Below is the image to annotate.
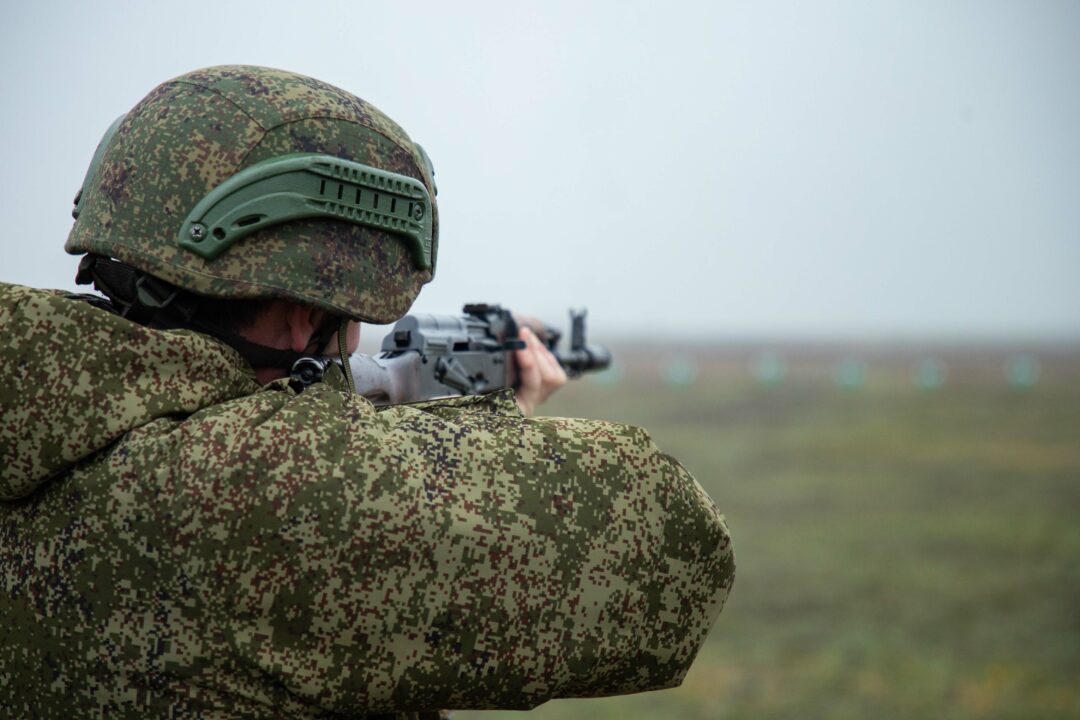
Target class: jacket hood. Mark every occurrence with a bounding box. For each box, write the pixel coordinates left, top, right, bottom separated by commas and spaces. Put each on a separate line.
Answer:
0, 283, 260, 500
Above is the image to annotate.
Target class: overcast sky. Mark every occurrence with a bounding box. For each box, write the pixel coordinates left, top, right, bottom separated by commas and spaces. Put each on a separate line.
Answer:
2, 0, 1077, 341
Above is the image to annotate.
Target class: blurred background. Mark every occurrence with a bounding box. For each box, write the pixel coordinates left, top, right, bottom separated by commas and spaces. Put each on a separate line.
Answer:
3, 1, 1078, 717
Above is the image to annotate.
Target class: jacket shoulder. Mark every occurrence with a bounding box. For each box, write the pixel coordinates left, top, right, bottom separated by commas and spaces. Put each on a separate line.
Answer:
152, 384, 734, 711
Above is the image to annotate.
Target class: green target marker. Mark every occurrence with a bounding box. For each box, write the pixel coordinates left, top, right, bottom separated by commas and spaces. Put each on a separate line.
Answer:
914, 357, 947, 390
1006, 354, 1040, 389
753, 352, 787, 386
833, 357, 866, 390
661, 356, 698, 388
590, 365, 624, 387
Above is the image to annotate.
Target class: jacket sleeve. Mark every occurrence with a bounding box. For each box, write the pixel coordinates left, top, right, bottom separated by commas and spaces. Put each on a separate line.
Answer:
169, 385, 734, 714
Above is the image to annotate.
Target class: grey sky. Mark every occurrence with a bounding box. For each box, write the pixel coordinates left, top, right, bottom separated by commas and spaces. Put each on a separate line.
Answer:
2, 0, 1077, 340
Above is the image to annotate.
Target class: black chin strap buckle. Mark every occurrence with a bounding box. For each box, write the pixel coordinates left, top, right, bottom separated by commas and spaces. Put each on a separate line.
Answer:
290, 356, 333, 391
134, 275, 179, 312
76, 254, 195, 324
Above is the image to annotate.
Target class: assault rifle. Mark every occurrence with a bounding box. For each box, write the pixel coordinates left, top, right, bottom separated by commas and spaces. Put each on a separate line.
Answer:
347, 304, 611, 405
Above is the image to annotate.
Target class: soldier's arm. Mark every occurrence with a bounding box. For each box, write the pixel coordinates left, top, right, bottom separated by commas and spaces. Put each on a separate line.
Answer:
181, 384, 734, 714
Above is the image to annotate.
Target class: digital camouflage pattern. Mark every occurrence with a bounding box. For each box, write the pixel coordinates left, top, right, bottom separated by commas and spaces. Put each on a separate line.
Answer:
65, 66, 438, 324
0, 282, 735, 718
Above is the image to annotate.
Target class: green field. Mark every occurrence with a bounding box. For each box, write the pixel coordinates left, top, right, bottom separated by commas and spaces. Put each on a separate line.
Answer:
458, 346, 1080, 720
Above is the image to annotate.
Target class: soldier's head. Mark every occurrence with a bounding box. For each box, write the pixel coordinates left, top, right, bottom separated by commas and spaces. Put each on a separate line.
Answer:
67, 65, 438, 379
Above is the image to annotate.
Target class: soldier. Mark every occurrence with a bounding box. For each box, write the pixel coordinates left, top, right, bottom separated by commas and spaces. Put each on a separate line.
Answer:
0, 66, 734, 718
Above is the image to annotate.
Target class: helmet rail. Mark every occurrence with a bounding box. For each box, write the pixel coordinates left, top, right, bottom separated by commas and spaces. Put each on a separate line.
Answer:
178, 154, 434, 271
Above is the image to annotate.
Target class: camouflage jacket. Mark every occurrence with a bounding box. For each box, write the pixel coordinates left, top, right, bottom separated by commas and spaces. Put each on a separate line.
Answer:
0, 282, 734, 718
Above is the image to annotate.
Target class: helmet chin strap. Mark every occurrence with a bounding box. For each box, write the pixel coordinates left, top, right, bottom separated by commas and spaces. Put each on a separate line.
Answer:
337, 317, 356, 395
299, 313, 357, 377
288, 315, 356, 393
77, 254, 356, 392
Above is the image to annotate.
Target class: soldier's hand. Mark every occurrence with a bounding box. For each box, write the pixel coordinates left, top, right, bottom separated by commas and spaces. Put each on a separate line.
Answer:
514, 326, 567, 416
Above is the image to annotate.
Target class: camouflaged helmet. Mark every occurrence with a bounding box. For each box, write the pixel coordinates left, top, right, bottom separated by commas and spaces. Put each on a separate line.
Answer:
66, 65, 438, 324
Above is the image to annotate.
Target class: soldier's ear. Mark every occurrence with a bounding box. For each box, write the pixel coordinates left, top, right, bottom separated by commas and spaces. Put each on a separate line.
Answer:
286, 305, 325, 354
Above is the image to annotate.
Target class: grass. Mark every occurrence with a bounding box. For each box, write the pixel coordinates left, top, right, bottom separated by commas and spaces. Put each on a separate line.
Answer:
456, 348, 1080, 720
